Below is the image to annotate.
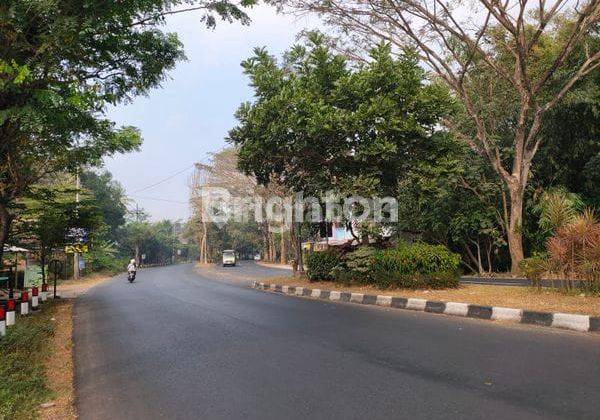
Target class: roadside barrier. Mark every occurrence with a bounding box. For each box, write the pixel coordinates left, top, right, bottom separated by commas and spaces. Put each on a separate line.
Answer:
31, 287, 39, 310
0, 306, 5, 337
20, 291, 29, 315
41, 283, 48, 302
6, 299, 15, 326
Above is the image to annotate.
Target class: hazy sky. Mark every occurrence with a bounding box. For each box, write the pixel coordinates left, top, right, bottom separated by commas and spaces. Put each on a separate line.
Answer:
104, 6, 316, 221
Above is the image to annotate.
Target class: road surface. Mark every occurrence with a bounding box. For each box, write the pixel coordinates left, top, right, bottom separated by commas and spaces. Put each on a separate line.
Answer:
74, 262, 600, 420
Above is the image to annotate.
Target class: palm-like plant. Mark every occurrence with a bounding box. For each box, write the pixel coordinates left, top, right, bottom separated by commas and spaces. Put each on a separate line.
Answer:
546, 209, 600, 291
534, 188, 584, 234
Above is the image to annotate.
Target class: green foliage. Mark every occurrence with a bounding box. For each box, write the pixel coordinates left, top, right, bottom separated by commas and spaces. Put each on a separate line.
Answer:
80, 170, 128, 242
331, 246, 379, 285
376, 243, 460, 275
14, 179, 104, 279
534, 188, 584, 231
119, 217, 188, 265
306, 249, 340, 281
0, 0, 256, 257
379, 270, 460, 290
371, 243, 460, 289
84, 227, 125, 274
519, 255, 548, 289
230, 33, 453, 202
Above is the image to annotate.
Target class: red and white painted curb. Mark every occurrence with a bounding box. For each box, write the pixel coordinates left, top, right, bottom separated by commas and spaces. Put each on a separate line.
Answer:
41, 283, 48, 302
6, 299, 15, 326
31, 286, 39, 310
20, 290, 29, 316
0, 285, 54, 339
0, 306, 5, 337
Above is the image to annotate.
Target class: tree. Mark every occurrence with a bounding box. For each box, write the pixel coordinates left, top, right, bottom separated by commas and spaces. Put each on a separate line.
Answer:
394, 136, 509, 274
274, 0, 600, 272
80, 170, 129, 242
120, 211, 154, 265
189, 147, 290, 264
14, 179, 102, 281
0, 0, 256, 262
229, 34, 453, 261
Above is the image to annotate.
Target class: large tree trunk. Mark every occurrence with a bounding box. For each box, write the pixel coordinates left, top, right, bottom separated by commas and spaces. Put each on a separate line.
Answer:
268, 231, 276, 261
507, 183, 525, 273
280, 224, 287, 264
197, 221, 208, 263
289, 221, 304, 273
0, 203, 13, 265
261, 221, 270, 262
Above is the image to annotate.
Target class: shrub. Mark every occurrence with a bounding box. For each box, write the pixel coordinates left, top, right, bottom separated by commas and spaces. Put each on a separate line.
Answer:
305, 249, 341, 281
519, 256, 548, 290
546, 209, 600, 292
387, 271, 460, 289
331, 246, 378, 285
372, 243, 460, 289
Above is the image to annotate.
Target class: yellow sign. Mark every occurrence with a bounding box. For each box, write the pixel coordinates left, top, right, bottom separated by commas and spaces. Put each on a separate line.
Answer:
65, 244, 88, 254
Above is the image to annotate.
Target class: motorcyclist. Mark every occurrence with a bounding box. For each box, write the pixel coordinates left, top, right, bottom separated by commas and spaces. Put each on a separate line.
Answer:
127, 259, 137, 280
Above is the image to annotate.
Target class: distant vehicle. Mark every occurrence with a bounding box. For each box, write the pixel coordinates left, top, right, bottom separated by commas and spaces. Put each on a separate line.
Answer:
254, 254, 261, 261
222, 250, 236, 267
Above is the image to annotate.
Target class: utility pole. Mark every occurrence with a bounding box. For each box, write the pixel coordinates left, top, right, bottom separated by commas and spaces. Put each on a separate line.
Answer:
73, 171, 80, 280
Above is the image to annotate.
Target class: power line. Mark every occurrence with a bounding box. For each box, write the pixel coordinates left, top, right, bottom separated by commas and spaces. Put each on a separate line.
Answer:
132, 195, 188, 205
131, 164, 195, 194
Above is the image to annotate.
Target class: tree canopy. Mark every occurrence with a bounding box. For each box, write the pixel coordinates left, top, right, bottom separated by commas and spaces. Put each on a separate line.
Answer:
229, 33, 454, 201
0, 0, 256, 260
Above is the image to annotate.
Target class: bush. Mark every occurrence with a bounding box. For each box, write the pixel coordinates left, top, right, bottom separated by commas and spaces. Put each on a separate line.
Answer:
331, 246, 378, 285
546, 209, 600, 292
519, 255, 548, 290
372, 243, 460, 289
384, 271, 460, 289
305, 249, 341, 281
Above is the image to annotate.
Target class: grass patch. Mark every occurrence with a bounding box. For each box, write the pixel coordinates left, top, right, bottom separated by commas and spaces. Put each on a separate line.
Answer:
264, 275, 600, 316
0, 304, 58, 420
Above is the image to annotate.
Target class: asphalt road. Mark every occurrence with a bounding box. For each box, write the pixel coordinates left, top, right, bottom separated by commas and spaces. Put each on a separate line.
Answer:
74, 262, 600, 420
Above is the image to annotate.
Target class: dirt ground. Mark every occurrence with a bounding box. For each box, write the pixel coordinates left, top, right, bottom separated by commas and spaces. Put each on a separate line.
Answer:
38, 273, 113, 419
262, 276, 600, 316
39, 301, 76, 420
53, 272, 115, 298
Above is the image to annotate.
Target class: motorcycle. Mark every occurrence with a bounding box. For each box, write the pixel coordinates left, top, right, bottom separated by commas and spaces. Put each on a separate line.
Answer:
127, 271, 136, 283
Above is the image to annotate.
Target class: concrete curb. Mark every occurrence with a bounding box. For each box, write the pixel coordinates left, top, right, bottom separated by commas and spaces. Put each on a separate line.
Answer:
251, 281, 600, 334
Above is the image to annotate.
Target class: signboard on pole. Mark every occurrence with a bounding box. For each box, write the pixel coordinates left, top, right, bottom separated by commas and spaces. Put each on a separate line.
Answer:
65, 244, 88, 254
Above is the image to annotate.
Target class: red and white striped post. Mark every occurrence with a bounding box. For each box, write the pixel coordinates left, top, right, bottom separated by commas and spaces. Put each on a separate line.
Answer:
20, 291, 29, 316
31, 286, 40, 311
31, 287, 39, 310
6, 299, 15, 326
41, 283, 48, 302
0, 306, 5, 337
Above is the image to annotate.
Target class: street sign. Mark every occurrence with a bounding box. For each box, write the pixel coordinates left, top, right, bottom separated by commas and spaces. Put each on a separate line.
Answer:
65, 244, 89, 254
66, 227, 89, 244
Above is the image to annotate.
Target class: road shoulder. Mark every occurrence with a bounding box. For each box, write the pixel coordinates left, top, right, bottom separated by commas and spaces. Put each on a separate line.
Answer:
39, 273, 114, 419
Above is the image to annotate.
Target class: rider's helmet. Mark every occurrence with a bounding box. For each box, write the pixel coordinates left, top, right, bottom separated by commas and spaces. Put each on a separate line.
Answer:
130, 259, 135, 264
